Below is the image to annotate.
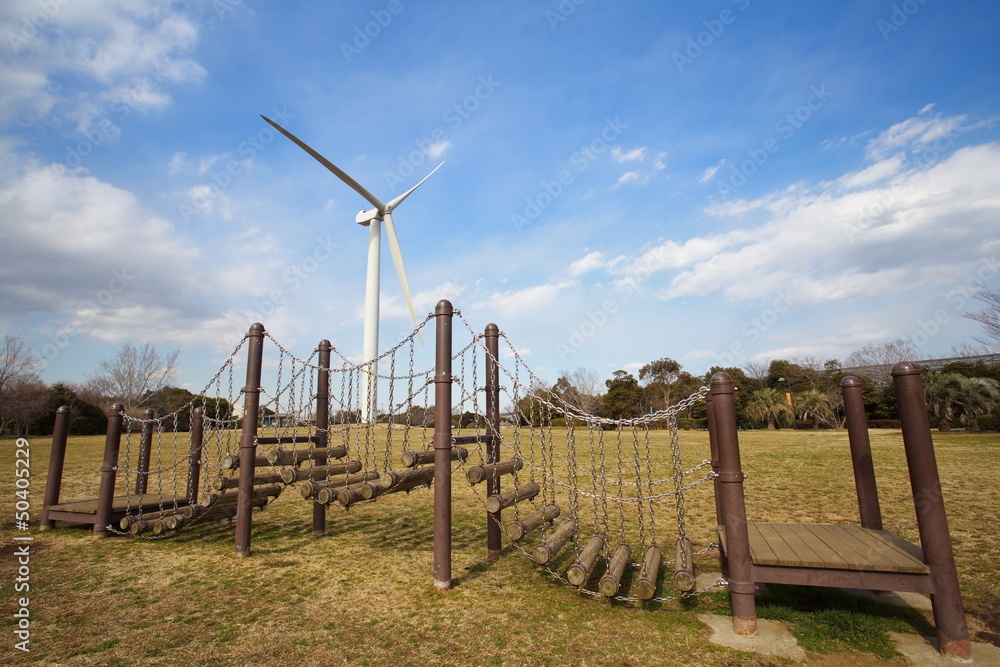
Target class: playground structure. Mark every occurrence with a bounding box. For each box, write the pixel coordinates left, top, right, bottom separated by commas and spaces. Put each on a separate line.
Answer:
39, 300, 971, 660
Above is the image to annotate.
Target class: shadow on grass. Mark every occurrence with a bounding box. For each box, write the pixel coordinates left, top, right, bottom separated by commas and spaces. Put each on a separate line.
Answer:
753, 584, 936, 659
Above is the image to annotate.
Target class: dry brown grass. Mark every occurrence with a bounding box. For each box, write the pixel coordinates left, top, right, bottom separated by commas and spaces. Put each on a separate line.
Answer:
1, 425, 997, 666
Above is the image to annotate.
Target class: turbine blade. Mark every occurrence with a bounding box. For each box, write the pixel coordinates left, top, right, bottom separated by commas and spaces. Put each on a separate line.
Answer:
261, 115, 385, 211
385, 161, 444, 211
382, 211, 424, 344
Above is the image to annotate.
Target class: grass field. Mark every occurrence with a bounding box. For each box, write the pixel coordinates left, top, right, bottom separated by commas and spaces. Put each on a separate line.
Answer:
1, 426, 997, 666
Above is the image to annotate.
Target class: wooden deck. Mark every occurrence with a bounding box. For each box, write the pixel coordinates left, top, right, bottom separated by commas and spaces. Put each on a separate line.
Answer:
44, 495, 190, 526
720, 522, 929, 572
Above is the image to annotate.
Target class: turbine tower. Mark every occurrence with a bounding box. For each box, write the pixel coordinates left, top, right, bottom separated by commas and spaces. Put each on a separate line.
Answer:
262, 115, 442, 423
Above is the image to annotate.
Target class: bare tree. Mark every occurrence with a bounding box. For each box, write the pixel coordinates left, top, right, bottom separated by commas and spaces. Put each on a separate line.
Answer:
964, 286, 1000, 351
0, 334, 40, 391
742, 360, 770, 390
844, 338, 918, 385
553, 368, 603, 415
86, 342, 179, 414
0, 377, 48, 435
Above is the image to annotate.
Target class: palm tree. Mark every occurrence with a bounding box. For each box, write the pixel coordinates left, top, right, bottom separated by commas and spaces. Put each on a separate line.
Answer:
745, 388, 794, 429
923, 371, 964, 432
796, 389, 834, 429
953, 376, 1000, 431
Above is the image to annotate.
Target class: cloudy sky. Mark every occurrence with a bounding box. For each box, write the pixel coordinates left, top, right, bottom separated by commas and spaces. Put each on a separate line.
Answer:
1, 0, 999, 395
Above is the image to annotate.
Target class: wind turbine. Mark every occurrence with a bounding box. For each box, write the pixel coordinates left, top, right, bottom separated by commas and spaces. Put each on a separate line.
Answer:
262, 115, 443, 423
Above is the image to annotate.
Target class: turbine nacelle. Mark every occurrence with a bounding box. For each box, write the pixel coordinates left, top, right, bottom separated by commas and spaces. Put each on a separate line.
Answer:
355, 208, 382, 226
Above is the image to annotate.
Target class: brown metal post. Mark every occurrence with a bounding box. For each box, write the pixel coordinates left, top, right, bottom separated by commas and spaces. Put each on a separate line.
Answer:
94, 403, 124, 538
705, 393, 727, 576
41, 406, 72, 529
187, 407, 204, 503
433, 300, 454, 590
710, 372, 757, 636
235, 323, 265, 558
840, 376, 883, 530
135, 408, 155, 495
313, 340, 332, 538
484, 323, 502, 558
891, 362, 971, 660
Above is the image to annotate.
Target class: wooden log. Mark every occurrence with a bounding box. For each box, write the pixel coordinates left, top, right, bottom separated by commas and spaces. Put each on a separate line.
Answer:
200, 483, 282, 508
466, 458, 522, 485
633, 544, 663, 601
178, 505, 205, 520
599, 543, 632, 597
484, 481, 539, 514
128, 517, 172, 536
255, 435, 320, 445
119, 506, 186, 530
567, 535, 605, 587
211, 472, 284, 491
164, 513, 185, 531
380, 465, 435, 490
201, 497, 267, 522
151, 519, 168, 536
333, 482, 378, 507
401, 446, 468, 468
506, 504, 560, 542
316, 482, 370, 506
129, 520, 148, 536
532, 519, 577, 565
452, 434, 497, 446
280, 461, 361, 484
266, 446, 347, 467
221, 454, 270, 470
300, 470, 380, 499
672, 537, 696, 593
360, 481, 387, 500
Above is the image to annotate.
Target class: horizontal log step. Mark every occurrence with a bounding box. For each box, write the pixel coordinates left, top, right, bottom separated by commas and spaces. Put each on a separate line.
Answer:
381, 466, 435, 490
466, 458, 522, 485
507, 504, 560, 542
401, 447, 468, 468
211, 472, 284, 492
220, 455, 271, 470
531, 519, 577, 565
485, 481, 539, 514
281, 461, 361, 485
266, 446, 347, 467
452, 434, 497, 446
256, 435, 321, 445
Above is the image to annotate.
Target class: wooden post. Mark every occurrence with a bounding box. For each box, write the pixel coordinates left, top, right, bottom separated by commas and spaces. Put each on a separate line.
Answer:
135, 408, 155, 496
892, 362, 971, 661
711, 372, 757, 636
187, 407, 204, 503
41, 406, 71, 529
313, 340, 331, 538
484, 323, 502, 558
235, 323, 265, 558
94, 404, 124, 538
432, 300, 453, 591
840, 376, 883, 530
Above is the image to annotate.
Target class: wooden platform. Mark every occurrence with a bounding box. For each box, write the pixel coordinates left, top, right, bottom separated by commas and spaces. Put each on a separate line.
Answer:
44, 495, 190, 526
719, 522, 935, 594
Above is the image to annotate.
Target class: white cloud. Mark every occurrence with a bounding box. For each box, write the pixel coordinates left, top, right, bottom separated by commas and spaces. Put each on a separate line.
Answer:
865, 108, 968, 160
0, 1, 207, 129
653, 151, 668, 170
833, 154, 904, 190
698, 163, 721, 183
655, 143, 1000, 303
483, 280, 576, 316
568, 251, 605, 276
614, 171, 642, 187
611, 146, 646, 163
426, 140, 452, 159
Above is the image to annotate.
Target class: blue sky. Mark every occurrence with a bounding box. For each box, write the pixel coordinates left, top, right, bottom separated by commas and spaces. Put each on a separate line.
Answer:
2, 0, 999, 397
